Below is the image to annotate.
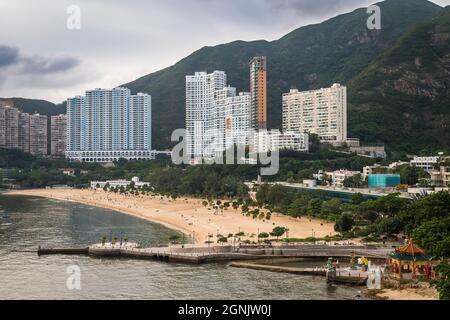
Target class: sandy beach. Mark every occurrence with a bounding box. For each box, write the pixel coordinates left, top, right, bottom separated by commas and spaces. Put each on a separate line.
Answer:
5, 189, 336, 243
375, 288, 439, 300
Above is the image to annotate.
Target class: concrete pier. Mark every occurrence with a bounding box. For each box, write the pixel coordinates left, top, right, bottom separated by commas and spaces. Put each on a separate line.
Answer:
37, 246, 89, 256
37, 243, 390, 265
230, 261, 369, 286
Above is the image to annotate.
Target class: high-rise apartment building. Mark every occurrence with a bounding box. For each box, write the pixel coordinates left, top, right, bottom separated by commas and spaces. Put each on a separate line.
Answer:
282, 84, 347, 143
186, 71, 227, 158
250, 56, 267, 130
66, 96, 83, 154
223, 92, 251, 151
18, 112, 30, 153
66, 87, 153, 162
51, 114, 67, 156
29, 114, 48, 156
185, 71, 251, 159
0, 105, 48, 156
4, 106, 19, 149
0, 106, 6, 148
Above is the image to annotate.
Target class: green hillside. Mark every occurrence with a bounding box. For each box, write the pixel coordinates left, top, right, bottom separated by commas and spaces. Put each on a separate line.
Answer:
348, 6, 450, 156
0, 97, 65, 116
124, 0, 442, 150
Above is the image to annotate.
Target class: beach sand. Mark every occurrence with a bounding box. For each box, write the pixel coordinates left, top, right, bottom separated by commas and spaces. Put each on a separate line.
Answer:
375, 288, 439, 300
6, 189, 336, 243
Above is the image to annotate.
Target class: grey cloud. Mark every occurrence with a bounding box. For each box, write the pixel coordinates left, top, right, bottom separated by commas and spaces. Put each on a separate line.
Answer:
264, 0, 372, 15
18, 55, 80, 75
0, 44, 79, 74
0, 44, 84, 98
0, 45, 19, 68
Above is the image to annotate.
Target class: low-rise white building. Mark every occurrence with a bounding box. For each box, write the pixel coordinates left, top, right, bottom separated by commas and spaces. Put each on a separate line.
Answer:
349, 146, 387, 159
410, 156, 439, 173
388, 161, 409, 169
91, 177, 150, 190
303, 180, 317, 188
325, 169, 362, 187
252, 130, 309, 153
363, 165, 386, 178
430, 166, 450, 187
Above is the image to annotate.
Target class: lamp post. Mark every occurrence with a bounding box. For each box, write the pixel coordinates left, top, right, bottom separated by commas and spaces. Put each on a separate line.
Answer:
182, 233, 185, 248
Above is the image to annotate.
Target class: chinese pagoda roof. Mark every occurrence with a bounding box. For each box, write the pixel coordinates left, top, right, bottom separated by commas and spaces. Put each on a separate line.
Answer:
396, 240, 426, 255
388, 253, 435, 262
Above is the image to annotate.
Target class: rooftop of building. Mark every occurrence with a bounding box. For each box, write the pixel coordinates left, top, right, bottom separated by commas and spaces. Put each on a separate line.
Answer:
284, 84, 345, 95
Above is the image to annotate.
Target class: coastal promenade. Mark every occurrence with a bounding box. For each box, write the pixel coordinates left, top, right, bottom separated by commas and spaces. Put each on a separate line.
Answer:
275, 182, 413, 200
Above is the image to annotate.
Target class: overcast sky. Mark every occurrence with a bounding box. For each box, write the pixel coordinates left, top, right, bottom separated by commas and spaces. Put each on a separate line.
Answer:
0, 0, 448, 103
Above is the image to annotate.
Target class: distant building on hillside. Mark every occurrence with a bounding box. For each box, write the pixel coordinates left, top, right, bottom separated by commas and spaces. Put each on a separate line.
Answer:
51, 114, 67, 156
430, 166, 450, 187
410, 156, 439, 173
0, 105, 47, 156
349, 146, 387, 159
368, 174, 401, 188
0, 168, 16, 180
325, 169, 361, 187
363, 164, 386, 178
29, 114, 48, 156
282, 84, 347, 144
252, 130, 309, 153
0, 105, 19, 150
66, 88, 153, 162
185, 71, 252, 159
18, 112, 31, 153
90, 177, 150, 190
249, 56, 268, 130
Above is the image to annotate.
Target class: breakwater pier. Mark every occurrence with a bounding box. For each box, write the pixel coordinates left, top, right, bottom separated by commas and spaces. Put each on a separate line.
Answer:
230, 261, 369, 286
38, 243, 390, 264
38, 243, 390, 286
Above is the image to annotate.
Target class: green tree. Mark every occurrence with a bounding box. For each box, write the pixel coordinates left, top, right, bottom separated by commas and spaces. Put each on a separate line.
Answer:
433, 261, 450, 300
217, 236, 228, 244
287, 195, 310, 217
335, 214, 355, 233
343, 174, 366, 188
259, 232, 270, 239
321, 199, 342, 218
396, 164, 428, 186
411, 217, 450, 257
270, 227, 288, 240
351, 193, 365, 205
308, 198, 322, 216
169, 235, 181, 242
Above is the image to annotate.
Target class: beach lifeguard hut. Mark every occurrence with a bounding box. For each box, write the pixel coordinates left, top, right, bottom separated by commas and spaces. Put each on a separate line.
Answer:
387, 240, 439, 280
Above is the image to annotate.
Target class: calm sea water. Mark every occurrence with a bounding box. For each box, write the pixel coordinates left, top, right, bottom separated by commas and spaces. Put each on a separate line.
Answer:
0, 195, 361, 300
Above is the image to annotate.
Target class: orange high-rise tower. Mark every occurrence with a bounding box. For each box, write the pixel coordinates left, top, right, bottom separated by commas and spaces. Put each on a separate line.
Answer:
250, 56, 267, 130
